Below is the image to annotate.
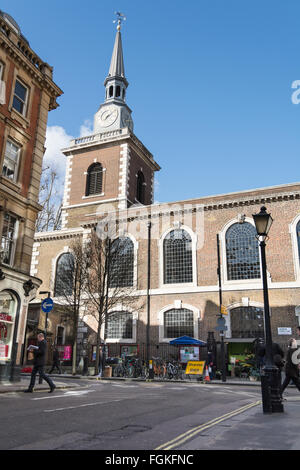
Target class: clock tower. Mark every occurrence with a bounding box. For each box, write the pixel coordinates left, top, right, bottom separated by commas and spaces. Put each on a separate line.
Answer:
60, 15, 160, 229
94, 18, 133, 133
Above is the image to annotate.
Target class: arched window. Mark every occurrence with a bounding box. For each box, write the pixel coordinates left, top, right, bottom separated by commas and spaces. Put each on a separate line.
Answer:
109, 86, 113, 97
164, 308, 194, 338
109, 237, 134, 288
297, 220, 300, 264
107, 311, 133, 339
230, 306, 264, 339
136, 171, 145, 204
54, 253, 74, 297
116, 85, 121, 97
225, 222, 260, 281
86, 163, 103, 196
163, 229, 193, 284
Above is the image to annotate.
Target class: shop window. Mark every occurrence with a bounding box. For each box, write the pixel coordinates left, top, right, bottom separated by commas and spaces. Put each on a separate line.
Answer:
1, 213, 17, 266
164, 308, 194, 338
12, 79, 28, 116
107, 311, 133, 339
2, 140, 20, 182
109, 237, 134, 288
225, 222, 261, 281
54, 253, 74, 297
230, 306, 264, 338
56, 326, 64, 345
0, 290, 18, 361
163, 229, 193, 284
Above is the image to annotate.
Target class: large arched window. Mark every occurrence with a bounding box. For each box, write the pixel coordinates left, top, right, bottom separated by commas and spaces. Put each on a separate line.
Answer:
109, 237, 134, 288
297, 220, 300, 264
164, 308, 194, 338
230, 306, 264, 339
86, 163, 103, 196
163, 229, 193, 284
136, 171, 145, 204
225, 222, 260, 281
107, 311, 133, 339
54, 253, 74, 297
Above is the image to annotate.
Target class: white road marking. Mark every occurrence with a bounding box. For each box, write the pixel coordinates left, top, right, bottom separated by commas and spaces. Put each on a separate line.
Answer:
44, 398, 123, 413
32, 390, 95, 400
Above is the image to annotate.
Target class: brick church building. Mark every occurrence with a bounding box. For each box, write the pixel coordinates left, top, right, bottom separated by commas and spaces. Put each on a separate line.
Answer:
28, 19, 300, 371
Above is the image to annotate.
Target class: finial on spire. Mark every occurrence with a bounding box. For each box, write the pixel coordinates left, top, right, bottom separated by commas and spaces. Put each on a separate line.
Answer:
113, 11, 126, 31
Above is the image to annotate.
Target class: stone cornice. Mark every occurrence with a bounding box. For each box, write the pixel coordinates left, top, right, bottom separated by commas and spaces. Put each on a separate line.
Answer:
62, 128, 160, 172
80, 185, 300, 228
0, 26, 63, 109
34, 227, 84, 242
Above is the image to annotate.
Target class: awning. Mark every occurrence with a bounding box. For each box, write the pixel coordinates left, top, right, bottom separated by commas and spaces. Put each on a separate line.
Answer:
169, 336, 206, 346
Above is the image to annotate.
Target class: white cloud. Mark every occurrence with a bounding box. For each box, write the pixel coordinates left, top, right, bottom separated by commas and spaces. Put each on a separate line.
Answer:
44, 125, 74, 179
80, 119, 93, 137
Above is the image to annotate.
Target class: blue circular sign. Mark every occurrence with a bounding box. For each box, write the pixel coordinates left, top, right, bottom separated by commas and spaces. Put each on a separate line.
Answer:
41, 298, 54, 313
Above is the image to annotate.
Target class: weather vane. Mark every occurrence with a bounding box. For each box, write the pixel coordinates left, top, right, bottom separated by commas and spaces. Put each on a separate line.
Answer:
113, 11, 126, 31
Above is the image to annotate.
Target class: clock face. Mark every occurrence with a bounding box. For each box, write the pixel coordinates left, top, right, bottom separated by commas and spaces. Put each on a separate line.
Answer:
99, 107, 119, 127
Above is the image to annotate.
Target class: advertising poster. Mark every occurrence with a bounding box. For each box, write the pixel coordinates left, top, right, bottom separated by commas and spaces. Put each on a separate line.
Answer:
180, 346, 200, 363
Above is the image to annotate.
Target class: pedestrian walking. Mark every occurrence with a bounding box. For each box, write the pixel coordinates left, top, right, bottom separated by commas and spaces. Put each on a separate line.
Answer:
49, 346, 62, 374
281, 338, 300, 397
24, 333, 56, 393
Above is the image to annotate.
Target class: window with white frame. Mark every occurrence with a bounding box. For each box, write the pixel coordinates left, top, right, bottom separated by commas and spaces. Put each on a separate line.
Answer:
1, 213, 17, 266
225, 222, 260, 281
2, 140, 20, 181
12, 79, 28, 116
109, 237, 134, 288
163, 229, 193, 284
54, 253, 74, 297
107, 311, 133, 339
164, 308, 194, 338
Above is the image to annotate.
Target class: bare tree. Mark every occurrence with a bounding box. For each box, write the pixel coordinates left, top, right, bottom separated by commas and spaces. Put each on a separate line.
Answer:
84, 228, 142, 375
55, 236, 89, 375
36, 165, 62, 232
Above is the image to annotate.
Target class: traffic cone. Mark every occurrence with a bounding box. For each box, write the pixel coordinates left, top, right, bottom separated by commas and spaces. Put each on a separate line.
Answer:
204, 366, 210, 382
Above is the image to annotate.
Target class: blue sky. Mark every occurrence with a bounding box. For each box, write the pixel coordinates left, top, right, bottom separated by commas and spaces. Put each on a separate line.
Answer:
2, 1, 300, 203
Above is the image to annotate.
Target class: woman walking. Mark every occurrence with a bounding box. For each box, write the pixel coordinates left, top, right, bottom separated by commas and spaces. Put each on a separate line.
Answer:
281, 338, 300, 397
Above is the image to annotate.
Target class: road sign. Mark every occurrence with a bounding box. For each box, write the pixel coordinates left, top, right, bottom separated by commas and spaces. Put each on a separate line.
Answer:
215, 325, 228, 331
185, 361, 205, 375
215, 316, 228, 332
221, 305, 228, 315
41, 297, 54, 313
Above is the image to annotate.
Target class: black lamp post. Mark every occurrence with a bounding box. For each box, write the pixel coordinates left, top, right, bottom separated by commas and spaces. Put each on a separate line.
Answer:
252, 206, 283, 413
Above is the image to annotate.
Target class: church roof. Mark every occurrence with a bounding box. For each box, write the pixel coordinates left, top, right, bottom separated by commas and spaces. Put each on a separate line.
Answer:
108, 30, 125, 79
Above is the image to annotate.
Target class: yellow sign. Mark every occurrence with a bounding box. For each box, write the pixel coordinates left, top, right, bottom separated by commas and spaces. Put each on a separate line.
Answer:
221, 305, 228, 315
185, 361, 205, 375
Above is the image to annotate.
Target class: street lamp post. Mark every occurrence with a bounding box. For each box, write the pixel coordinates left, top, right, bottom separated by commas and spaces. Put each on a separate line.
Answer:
252, 206, 283, 413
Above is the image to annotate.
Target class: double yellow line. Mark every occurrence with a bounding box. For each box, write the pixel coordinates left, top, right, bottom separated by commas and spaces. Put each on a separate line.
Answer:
155, 401, 261, 450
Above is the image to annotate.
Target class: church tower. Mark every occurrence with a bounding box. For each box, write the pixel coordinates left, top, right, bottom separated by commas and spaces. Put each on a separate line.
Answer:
60, 15, 160, 229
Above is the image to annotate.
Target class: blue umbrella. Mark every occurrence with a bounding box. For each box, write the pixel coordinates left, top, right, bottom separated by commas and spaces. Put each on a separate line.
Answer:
169, 335, 206, 346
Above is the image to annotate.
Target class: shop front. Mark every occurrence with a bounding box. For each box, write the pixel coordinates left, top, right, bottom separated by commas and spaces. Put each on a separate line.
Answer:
0, 290, 19, 381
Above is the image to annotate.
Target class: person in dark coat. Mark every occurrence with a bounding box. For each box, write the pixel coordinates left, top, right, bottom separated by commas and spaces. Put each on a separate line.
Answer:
258, 341, 284, 368
24, 333, 56, 393
49, 346, 62, 374
281, 338, 300, 397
